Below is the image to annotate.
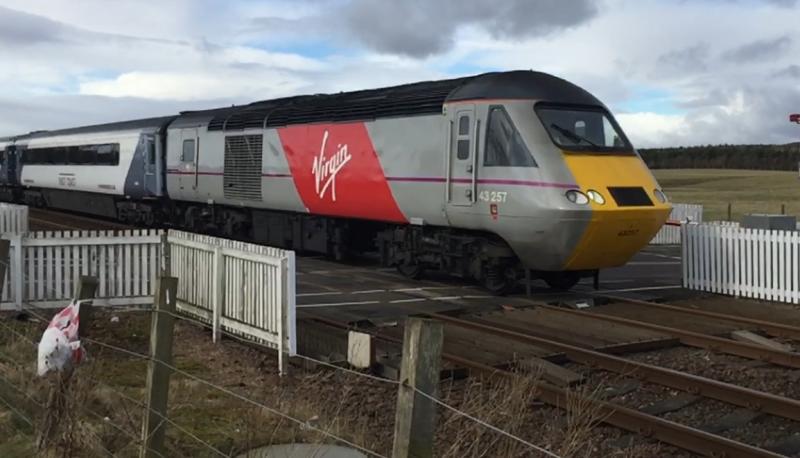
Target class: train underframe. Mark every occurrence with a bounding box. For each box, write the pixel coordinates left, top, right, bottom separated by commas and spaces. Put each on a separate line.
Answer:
0, 186, 589, 294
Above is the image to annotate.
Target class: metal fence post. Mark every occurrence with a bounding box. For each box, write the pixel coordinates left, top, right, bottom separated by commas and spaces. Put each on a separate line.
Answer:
13, 234, 22, 311
160, 231, 171, 277
286, 251, 296, 356
212, 246, 223, 343
0, 239, 9, 301
277, 257, 287, 376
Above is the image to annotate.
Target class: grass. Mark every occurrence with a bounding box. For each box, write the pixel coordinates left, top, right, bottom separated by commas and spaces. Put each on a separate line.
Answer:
0, 310, 394, 457
653, 169, 800, 221
0, 309, 661, 457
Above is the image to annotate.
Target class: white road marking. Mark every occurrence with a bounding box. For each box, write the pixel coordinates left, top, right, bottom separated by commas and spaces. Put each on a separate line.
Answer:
297, 300, 380, 308
297, 291, 344, 297
641, 252, 682, 261
297, 285, 465, 298
393, 286, 457, 292
599, 285, 684, 293
389, 298, 427, 304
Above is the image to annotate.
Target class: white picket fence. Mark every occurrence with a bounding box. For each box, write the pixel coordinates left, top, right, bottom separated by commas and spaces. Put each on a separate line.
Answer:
683, 223, 800, 304
650, 203, 703, 245
167, 230, 296, 368
1, 230, 162, 310
0, 228, 297, 366
0, 203, 28, 235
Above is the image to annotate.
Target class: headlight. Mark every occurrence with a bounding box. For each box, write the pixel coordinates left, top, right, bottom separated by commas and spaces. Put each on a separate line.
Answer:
565, 190, 589, 205
586, 189, 605, 205
654, 189, 668, 203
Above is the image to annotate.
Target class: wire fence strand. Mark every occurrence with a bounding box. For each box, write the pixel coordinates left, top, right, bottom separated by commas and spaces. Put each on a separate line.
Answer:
152, 308, 561, 457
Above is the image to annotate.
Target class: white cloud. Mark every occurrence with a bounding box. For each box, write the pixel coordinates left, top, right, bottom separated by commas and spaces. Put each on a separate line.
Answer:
616, 112, 690, 148
0, 0, 798, 148
79, 70, 304, 101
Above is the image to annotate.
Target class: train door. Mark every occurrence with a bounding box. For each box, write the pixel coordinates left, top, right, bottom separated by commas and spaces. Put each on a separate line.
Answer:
178, 128, 199, 193
447, 104, 478, 207
5, 146, 18, 186
143, 134, 161, 196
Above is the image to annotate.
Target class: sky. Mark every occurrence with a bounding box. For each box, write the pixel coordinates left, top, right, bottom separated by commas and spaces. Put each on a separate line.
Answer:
0, 0, 798, 147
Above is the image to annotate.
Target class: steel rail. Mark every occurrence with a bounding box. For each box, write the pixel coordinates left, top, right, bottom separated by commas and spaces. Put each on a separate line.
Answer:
443, 354, 783, 458
599, 294, 800, 340
305, 315, 783, 457
531, 304, 800, 369
424, 312, 800, 422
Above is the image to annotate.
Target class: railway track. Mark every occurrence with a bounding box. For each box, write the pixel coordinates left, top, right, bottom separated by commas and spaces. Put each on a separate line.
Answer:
306, 311, 793, 457
28, 207, 134, 231
290, 262, 800, 456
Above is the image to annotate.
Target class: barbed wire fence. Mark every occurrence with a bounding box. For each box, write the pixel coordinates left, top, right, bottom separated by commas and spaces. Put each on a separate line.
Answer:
0, 245, 565, 458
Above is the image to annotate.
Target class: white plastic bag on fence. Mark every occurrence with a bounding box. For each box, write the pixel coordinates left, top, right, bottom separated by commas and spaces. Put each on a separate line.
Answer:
37, 300, 87, 376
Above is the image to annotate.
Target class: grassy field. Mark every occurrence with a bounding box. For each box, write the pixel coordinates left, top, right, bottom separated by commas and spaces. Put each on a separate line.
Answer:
653, 169, 800, 221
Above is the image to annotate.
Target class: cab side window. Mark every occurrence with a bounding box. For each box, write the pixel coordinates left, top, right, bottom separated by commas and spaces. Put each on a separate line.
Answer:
484, 106, 537, 167
456, 115, 471, 160
181, 139, 195, 162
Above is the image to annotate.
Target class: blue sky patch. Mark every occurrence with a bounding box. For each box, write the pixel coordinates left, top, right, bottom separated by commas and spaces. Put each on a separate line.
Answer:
618, 86, 682, 115
251, 40, 342, 59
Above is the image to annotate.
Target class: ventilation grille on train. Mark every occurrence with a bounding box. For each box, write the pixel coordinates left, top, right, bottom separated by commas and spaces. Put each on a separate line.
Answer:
607, 187, 653, 207
224, 135, 263, 201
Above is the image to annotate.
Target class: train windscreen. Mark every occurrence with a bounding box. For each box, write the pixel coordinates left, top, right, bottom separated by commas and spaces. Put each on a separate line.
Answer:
535, 104, 634, 154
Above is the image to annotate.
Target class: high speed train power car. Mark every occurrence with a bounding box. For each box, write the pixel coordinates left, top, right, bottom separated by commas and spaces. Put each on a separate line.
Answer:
0, 71, 671, 292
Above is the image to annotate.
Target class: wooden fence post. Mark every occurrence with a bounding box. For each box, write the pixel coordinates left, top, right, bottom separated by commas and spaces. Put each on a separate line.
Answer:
140, 276, 178, 458
392, 318, 444, 458
75, 276, 99, 338
0, 238, 9, 300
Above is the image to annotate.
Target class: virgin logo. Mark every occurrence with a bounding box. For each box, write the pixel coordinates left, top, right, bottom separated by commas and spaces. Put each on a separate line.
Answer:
312, 130, 352, 202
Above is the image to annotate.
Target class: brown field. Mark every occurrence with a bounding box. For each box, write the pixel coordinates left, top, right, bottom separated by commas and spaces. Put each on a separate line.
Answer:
653, 169, 800, 221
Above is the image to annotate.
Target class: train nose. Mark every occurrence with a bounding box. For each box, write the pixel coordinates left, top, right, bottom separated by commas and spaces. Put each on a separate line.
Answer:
562, 206, 670, 270
559, 153, 672, 270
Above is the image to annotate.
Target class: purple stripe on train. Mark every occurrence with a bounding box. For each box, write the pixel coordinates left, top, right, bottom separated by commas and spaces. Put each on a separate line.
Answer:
386, 176, 576, 189
165, 170, 575, 189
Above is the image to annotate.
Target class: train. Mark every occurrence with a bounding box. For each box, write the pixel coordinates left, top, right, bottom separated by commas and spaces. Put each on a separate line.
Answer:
0, 71, 671, 293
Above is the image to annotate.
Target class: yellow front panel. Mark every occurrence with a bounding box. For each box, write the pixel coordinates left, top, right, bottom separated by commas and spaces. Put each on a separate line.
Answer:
562, 153, 671, 270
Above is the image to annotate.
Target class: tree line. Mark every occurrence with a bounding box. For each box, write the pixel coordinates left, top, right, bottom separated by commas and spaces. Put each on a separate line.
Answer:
639, 143, 800, 170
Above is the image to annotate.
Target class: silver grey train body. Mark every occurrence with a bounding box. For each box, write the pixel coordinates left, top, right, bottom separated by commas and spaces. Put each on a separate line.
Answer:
0, 71, 671, 292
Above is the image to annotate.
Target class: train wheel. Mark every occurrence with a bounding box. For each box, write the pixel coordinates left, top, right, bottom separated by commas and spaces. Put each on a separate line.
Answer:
397, 256, 424, 279
543, 272, 580, 291
483, 265, 518, 295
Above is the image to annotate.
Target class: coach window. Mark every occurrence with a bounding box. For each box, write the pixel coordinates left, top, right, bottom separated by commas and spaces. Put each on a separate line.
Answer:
456, 114, 471, 160
484, 106, 536, 167
73, 146, 95, 165
96, 144, 119, 166
181, 139, 195, 163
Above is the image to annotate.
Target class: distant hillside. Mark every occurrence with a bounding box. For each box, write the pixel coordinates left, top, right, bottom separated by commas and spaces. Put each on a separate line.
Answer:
639, 143, 800, 170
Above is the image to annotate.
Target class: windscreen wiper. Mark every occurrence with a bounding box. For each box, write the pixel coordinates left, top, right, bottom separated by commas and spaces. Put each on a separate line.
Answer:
550, 123, 599, 147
